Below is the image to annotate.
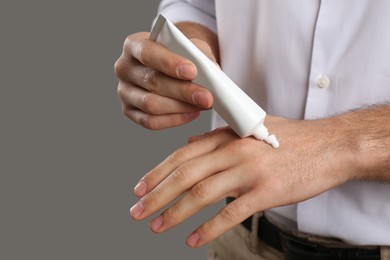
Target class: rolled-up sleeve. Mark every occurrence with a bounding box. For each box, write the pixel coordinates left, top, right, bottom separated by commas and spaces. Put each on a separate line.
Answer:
157, 0, 217, 33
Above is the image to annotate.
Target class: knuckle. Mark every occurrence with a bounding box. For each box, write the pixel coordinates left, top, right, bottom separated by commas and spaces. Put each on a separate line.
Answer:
227, 138, 254, 155
114, 58, 127, 78
119, 100, 135, 120
198, 221, 216, 239
116, 83, 125, 98
141, 94, 158, 114
141, 115, 158, 130
138, 42, 151, 64
125, 109, 152, 128
124, 109, 138, 123
168, 147, 188, 165
227, 140, 246, 154
123, 32, 149, 59
159, 55, 177, 73
220, 205, 240, 223
121, 104, 128, 115
124, 34, 136, 52
147, 189, 157, 201
190, 181, 210, 200
144, 70, 160, 93
124, 35, 133, 46
143, 189, 157, 208
163, 207, 180, 223
171, 165, 190, 183
180, 81, 196, 102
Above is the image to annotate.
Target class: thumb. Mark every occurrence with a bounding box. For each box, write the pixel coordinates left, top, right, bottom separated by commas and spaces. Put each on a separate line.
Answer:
190, 38, 219, 65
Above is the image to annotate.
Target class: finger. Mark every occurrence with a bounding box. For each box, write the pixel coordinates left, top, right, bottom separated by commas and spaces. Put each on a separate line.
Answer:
130, 146, 237, 220
134, 130, 233, 198
187, 127, 231, 144
187, 132, 209, 144
123, 108, 200, 130
124, 33, 197, 80
119, 81, 201, 115
127, 64, 213, 109
186, 191, 261, 248
149, 168, 244, 233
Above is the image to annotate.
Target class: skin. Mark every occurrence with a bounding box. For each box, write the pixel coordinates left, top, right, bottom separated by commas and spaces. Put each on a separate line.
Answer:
115, 22, 390, 248
115, 23, 217, 130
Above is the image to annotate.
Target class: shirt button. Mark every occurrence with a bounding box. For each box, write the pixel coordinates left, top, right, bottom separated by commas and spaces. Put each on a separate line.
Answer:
316, 76, 330, 89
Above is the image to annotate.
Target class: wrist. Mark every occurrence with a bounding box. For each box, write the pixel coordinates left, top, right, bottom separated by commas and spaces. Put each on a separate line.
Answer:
334, 108, 390, 181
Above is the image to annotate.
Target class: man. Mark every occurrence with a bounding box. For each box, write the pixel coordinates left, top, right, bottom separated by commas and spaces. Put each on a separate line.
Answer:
115, 1, 390, 259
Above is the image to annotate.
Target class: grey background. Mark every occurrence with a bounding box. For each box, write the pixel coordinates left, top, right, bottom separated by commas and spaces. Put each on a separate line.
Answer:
1, 1, 221, 259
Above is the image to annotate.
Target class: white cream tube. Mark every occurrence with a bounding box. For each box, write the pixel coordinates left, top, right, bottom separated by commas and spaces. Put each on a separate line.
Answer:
150, 15, 279, 148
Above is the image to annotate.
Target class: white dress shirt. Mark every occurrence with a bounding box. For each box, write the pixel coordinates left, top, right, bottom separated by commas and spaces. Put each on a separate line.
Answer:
158, 0, 390, 245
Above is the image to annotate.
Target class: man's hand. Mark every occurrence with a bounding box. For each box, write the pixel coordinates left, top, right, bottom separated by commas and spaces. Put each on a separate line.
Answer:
129, 116, 362, 247
114, 28, 217, 129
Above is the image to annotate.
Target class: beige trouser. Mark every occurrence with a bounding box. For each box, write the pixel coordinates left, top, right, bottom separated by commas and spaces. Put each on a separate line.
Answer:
208, 213, 390, 260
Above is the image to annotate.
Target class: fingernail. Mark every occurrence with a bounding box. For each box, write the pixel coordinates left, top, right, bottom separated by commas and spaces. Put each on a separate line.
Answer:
150, 216, 163, 232
177, 63, 196, 79
130, 201, 144, 219
134, 180, 147, 197
186, 232, 200, 247
183, 111, 200, 120
192, 91, 210, 108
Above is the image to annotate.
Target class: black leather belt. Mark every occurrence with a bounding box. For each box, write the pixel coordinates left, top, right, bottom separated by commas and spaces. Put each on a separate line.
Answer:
227, 198, 381, 260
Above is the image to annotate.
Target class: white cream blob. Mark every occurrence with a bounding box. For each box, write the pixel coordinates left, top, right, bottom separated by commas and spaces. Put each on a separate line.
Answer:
264, 134, 280, 149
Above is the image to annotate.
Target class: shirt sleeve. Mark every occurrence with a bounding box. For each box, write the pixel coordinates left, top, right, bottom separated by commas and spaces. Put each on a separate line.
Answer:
157, 0, 217, 33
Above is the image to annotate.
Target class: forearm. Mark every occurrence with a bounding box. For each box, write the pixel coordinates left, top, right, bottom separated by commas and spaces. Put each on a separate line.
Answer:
176, 22, 220, 63
333, 104, 390, 181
